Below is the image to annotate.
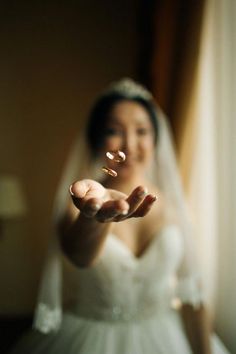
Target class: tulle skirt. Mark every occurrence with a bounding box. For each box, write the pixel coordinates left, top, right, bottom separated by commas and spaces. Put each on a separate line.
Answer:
10, 310, 230, 354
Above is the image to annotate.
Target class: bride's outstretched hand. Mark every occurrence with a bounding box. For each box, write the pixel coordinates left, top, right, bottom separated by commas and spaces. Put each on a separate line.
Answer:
69, 179, 157, 223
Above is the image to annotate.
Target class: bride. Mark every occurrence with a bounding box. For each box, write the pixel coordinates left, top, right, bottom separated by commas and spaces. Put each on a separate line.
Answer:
10, 78, 230, 354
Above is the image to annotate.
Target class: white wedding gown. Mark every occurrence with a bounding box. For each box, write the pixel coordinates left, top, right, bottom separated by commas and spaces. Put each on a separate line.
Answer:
11, 225, 230, 354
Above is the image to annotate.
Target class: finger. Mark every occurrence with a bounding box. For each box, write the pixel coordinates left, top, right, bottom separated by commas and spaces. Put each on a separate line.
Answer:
113, 186, 147, 222
70, 179, 105, 199
71, 193, 101, 212
71, 195, 86, 211
132, 194, 157, 217
125, 186, 148, 214
80, 198, 102, 217
70, 180, 90, 199
96, 199, 129, 222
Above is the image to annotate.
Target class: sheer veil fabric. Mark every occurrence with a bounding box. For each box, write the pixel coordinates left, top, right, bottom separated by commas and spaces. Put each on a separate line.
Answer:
33, 78, 204, 334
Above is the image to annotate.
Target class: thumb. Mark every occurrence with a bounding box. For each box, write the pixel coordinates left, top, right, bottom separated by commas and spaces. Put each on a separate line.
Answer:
69, 180, 90, 199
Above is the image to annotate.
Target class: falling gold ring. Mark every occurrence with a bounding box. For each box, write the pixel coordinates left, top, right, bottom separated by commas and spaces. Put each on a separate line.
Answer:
106, 150, 126, 163
102, 166, 118, 177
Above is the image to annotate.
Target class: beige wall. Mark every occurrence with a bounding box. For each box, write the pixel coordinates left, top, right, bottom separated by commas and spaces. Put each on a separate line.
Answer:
0, 1, 138, 314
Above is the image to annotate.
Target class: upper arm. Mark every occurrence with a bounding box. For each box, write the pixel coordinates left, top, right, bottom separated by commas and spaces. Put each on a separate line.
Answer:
175, 226, 205, 309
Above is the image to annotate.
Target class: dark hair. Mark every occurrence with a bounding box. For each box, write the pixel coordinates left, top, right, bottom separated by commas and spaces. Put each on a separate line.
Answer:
86, 93, 159, 157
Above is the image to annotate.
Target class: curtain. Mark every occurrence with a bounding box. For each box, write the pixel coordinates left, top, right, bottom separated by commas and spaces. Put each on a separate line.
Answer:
180, 0, 236, 351
138, 0, 205, 151
138, 0, 235, 351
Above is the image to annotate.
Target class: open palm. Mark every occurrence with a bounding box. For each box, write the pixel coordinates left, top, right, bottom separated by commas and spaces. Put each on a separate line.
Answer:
70, 179, 157, 223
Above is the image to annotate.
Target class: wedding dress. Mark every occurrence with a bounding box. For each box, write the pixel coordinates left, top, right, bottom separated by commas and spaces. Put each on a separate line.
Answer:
11, 225, 230, 354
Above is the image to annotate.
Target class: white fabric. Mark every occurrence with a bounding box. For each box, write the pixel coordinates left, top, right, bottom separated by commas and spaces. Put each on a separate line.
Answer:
11, 225, 229, 353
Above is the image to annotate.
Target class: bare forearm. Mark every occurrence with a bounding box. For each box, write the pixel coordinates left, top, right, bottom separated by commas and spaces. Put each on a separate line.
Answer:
58, 181, 155, 267
180, 304, 212, 354
59, 213, 111, 267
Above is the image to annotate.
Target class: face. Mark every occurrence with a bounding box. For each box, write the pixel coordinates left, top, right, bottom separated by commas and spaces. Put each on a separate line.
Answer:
100, 100, 156, 180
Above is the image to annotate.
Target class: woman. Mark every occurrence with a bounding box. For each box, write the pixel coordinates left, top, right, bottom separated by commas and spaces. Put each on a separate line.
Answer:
11, 79, 230, 354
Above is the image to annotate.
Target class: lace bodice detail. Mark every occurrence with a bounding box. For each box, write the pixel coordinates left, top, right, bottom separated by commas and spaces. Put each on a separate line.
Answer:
35, 225, 203, 332
65, 225, 192, 322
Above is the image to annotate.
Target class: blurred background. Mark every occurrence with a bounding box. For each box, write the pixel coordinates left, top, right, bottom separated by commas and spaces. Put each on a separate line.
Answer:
0, 0, 235, 353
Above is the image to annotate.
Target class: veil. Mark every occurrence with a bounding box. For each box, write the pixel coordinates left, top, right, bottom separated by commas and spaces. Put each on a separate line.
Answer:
33, 78, 204, 333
